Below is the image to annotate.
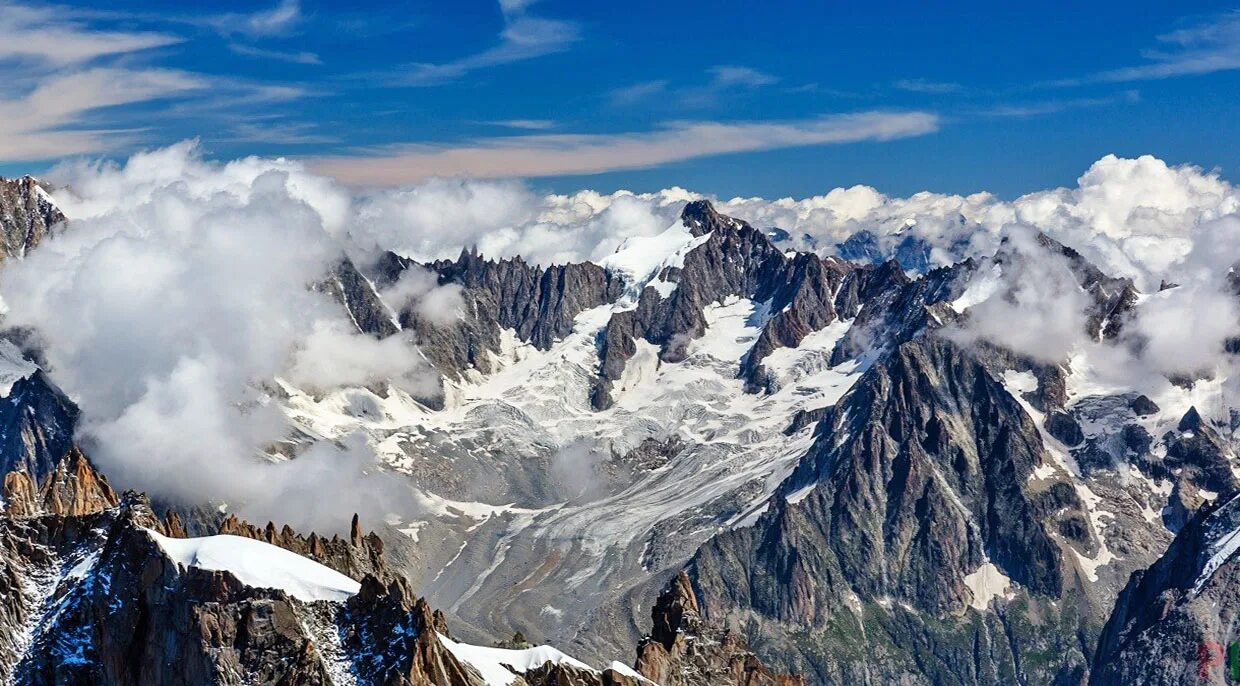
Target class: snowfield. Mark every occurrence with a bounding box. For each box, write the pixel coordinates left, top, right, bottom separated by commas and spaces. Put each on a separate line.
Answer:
146, 530, 361, 602
438, 634, 598, 686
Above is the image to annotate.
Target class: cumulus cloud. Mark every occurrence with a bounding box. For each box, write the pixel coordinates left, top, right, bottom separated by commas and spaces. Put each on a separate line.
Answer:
379, 268, 464, 326
354, 178, 681, 266
0, 143, 429, 532
948, 229, 1094, 363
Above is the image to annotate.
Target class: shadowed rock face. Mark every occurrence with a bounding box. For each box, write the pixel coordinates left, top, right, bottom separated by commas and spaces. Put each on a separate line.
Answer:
1093, 493, 1240, 686
320, 257, 402, 339
0, 177, 63, 263
0, 370, 79, 485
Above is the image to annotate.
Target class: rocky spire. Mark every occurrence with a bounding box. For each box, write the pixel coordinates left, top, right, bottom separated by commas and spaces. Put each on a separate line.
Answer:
1, 447, 117, 518
635, 570, 803, 686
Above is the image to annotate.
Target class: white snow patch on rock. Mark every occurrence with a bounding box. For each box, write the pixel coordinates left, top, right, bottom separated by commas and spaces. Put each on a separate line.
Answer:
0, 340, 38, 396
963, 562, 1011, 610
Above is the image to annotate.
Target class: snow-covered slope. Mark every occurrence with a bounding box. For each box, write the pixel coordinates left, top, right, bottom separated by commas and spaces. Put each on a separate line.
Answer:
146, 530, 362, 602
438, 634, 599, 686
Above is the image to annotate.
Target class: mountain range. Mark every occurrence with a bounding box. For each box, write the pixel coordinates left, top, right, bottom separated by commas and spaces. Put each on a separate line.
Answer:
0, 173, 1236, 685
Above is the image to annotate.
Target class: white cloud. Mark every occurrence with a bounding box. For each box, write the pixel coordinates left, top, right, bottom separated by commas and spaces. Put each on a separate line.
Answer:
0, 1, 181, 66
1053, 10, 1240, 85
608, 80, 669, 106
484, 119, 557, 130
0, 68, 207, 161
946, 228, 1094, 363
396, 1, 578, 86
228, 43, 321, 65
307, 111, 940, 186
378, 267, 464, 326
0, 143, 429, 531
708, 65, 777, 88
206, 0, 304, 38
893, 78, 963, 94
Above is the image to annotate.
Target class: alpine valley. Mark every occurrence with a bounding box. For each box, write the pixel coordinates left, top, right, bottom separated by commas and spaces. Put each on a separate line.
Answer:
0, 158, 1237, 686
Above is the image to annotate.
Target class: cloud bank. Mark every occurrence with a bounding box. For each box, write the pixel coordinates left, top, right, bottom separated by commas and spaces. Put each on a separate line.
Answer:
0, 143, 439, 532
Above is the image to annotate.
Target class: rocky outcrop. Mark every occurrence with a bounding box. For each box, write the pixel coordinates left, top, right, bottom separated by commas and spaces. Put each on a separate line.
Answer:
14, 513, 336, 685
0, 176, 63, 262
635, 571, 803, 686
1156, 407, 1239, 530
373, 247, 625, 406
827, 259, 966, 366
2, 447, 117, 518
319, 257, 401, 339
1093, 492, 1240, 685
218, 511, 387, 581
344, 574, 483, 686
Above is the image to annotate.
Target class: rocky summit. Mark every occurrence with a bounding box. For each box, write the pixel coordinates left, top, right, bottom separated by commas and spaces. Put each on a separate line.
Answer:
0, 176, 1237, 686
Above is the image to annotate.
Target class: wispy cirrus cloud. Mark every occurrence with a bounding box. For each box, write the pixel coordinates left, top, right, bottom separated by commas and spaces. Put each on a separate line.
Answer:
484, 119, 558, 130
307, 111, 938, 186
1051, 10, 1240, 86
610, 65, 778, 109
0, 1, 181, 66
707, 65, 778, 88
893, 78, 963, 94
202, 0, 304, 38
0, 67, 206, 160
0, 0, 314, 162
979, 90, 1140, 118
608, 79, 670, 106
228, 43, 320, 65
395, 0, 578, 86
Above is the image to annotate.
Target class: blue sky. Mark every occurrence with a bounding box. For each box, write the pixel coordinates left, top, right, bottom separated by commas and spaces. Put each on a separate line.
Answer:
0, 0, 1238, 198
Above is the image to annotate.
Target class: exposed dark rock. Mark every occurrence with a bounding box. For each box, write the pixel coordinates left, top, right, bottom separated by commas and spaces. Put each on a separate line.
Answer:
319, 257, 401, 339
634, 571, 803, 686
0, 370, 79, 484
1047, 411, 1086, 447
380, 248, 625, 401
1130, 394, 1160, 417
0, 177, 63, 262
